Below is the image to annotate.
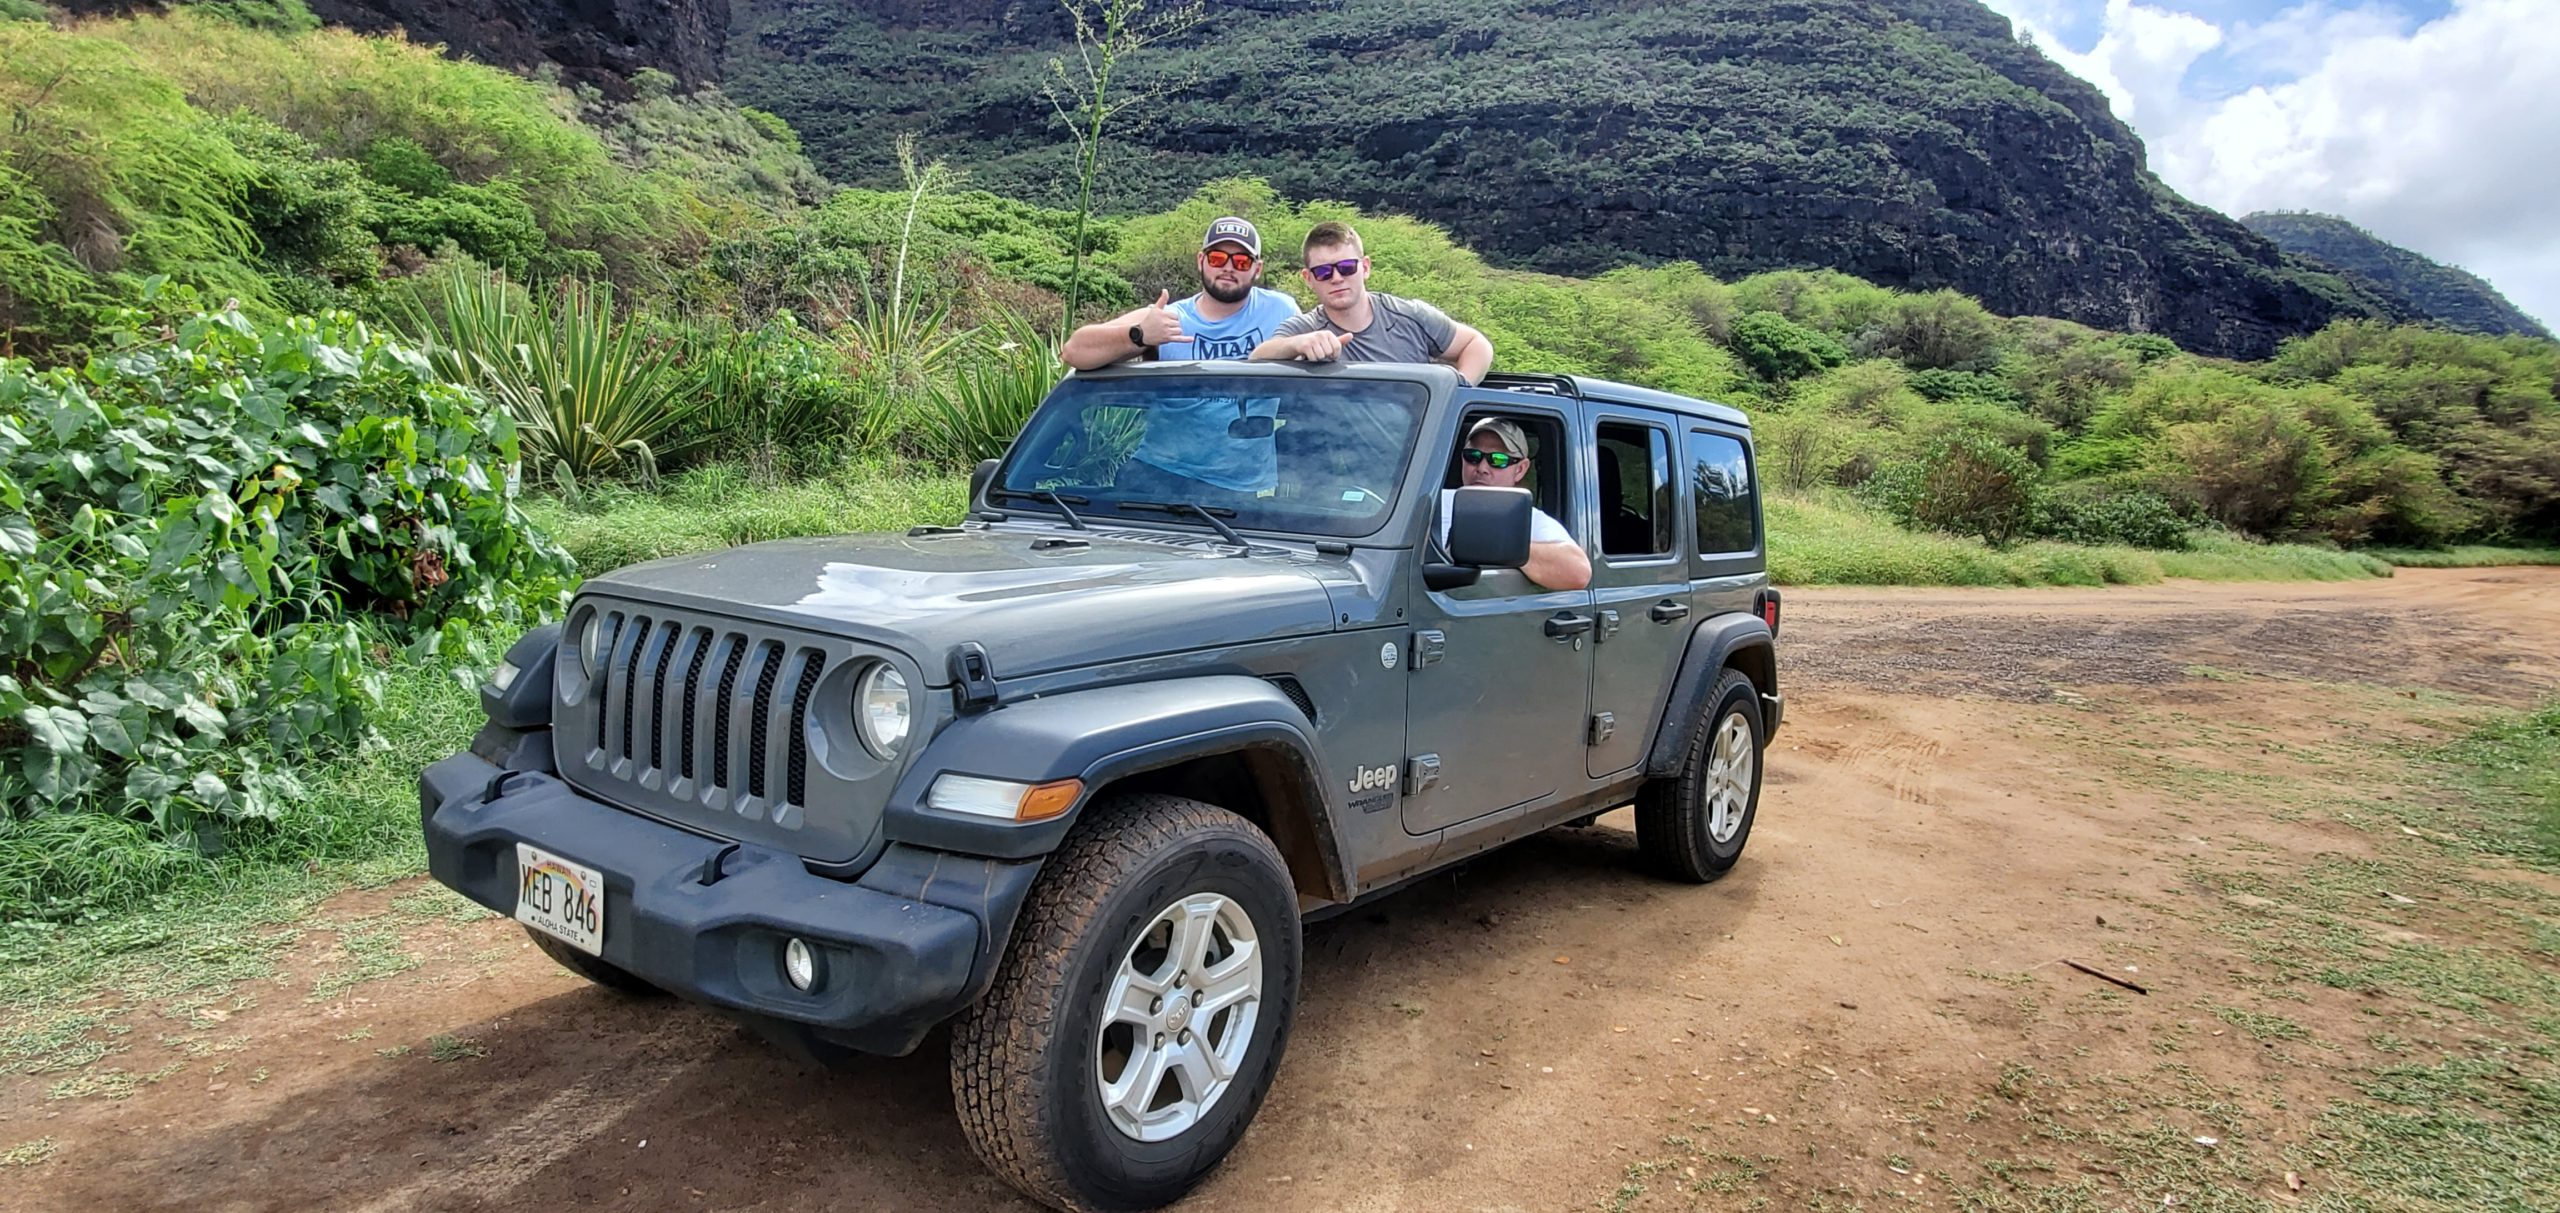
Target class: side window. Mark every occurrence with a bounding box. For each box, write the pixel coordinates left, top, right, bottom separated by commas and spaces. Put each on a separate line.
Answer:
1449, 411, 1570, 526
1687, 429, 1758, 555
1596, 422, 1674, 557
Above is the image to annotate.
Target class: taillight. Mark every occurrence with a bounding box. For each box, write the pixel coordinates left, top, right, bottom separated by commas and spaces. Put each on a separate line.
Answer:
1755, 589, 1781, 636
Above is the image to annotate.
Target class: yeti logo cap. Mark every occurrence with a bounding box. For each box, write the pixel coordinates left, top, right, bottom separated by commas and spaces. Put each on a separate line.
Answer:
1202, 217, 1262, 256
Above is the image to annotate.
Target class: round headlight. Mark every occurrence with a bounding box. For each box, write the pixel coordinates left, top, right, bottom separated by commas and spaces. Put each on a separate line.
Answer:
857, 663, 911, 757
575, 612, 605, 675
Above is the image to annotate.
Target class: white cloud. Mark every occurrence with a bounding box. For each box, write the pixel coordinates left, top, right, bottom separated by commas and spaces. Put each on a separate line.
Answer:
1984, 0, 2560, 331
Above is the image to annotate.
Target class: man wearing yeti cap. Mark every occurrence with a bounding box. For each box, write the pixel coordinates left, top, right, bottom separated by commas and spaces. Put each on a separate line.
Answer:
1061, 216, 1301, 368
1059, 217, 1304, 496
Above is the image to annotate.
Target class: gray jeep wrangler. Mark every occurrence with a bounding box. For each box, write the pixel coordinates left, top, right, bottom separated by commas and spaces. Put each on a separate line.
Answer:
419, 361, 1781, 1212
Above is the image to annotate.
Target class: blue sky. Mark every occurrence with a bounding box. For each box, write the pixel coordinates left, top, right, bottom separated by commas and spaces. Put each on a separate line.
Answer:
1977, 0, 2558, 331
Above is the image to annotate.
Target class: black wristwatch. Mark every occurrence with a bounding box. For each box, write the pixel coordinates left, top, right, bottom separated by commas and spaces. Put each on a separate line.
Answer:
1127, 323, 1147, 348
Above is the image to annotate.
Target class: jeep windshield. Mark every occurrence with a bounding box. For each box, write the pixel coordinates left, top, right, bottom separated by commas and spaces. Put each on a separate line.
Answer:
995, 373, 1428, 539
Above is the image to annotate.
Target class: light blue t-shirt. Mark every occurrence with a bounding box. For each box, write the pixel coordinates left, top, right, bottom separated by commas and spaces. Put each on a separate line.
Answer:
1131, 287, 1302, 491
1154, 287, 1301, 362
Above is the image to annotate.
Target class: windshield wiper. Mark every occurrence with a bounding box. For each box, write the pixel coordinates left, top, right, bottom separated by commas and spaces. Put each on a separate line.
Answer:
1118, 500, 1250, 548
986, 488, 1088, 530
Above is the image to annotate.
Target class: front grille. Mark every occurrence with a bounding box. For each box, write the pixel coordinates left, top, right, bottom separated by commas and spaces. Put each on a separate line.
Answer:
786, 657, 824, 807
710, 639, 746, 791
581, 610, 835, 820
746, 641, 783, 800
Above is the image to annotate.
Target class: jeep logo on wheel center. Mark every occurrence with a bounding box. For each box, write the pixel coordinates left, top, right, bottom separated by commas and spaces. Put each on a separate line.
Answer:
419, 362, 1780, 1213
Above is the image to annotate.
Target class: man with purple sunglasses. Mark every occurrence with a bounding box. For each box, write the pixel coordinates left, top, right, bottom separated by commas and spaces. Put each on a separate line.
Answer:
1251, 221, 1494, 384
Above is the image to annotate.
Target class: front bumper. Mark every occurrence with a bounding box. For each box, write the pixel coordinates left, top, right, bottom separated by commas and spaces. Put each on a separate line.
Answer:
420, 751, 1037, 1056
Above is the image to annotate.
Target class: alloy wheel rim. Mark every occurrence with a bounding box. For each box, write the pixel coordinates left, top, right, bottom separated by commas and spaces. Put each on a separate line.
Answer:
1704, 711, 1755, 845
1094, 891, 1264, 1142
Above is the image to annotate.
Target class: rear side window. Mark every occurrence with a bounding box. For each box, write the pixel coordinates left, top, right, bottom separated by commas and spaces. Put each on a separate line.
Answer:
1596, 422, 1675, 557
1686, 429, 1758, 555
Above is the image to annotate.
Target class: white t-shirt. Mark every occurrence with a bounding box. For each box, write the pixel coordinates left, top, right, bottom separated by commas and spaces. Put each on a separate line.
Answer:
1438, 488, 1572, 549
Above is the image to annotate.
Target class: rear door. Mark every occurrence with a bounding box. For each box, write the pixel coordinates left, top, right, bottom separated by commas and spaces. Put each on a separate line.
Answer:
1585, 407, 1690, 777
1685, 424, 1764, 623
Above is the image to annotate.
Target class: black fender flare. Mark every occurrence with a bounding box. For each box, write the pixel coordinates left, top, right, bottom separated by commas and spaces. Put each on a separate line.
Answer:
480, 623, 562, 730
880, 675, 1349, 895
1643, 613, 1778, 779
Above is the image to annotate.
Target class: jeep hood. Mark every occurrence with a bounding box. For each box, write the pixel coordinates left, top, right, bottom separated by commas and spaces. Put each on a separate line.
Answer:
583, 530, 1341, 680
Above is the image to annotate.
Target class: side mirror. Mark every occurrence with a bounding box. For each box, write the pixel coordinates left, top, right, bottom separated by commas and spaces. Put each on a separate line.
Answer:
969, 458, 1001, 508
1446, 486, 1533, 568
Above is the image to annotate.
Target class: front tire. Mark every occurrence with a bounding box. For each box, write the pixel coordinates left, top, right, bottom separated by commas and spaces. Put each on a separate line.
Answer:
1635, 668, 1766, 883
951, 793, 1302, 1212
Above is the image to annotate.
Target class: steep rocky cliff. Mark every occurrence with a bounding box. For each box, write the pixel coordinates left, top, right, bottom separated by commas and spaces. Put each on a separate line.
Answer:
721, 0, 2401, 359
2244, 212, 2550, 340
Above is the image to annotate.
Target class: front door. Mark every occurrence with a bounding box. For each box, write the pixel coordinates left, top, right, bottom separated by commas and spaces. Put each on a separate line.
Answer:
1400, 403, 1595, 835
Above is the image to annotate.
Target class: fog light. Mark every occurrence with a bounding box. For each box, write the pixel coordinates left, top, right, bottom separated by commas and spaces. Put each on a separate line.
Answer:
784, 937, 819, 991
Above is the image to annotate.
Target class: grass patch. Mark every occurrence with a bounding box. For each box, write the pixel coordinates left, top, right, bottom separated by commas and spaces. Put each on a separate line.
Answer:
526, 460, 970, 577
2312, 1055, 2560, 1213
426, 1033, 487, 1062
2433, 705, 2560, 867
0, 656, 480, 1075
1763, 491, 2390, 587
2366, 545, 2560, 568
1954, 702, 2560, 1210
0, 1137, 57, 1168
307, 924, 420, 1002
2212, 1004, 2311, 1041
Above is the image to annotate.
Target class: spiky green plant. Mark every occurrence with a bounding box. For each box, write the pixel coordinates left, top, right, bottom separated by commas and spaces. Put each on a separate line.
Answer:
407, 267, 694, 484
916, 310, 1067, 466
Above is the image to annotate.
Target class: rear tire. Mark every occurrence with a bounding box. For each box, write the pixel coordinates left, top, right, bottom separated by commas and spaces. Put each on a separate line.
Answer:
1635, 668, 1766, 883
524, 926, 662, 995
951, 793, 1302, 1212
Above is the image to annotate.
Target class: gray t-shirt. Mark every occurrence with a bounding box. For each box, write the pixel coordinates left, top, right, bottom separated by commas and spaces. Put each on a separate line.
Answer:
1272, 292, 1459, 365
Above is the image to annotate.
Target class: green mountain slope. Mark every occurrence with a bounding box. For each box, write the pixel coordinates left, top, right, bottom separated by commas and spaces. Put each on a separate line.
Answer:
720, 0, 2402, 359
2243, 211, 2551, 341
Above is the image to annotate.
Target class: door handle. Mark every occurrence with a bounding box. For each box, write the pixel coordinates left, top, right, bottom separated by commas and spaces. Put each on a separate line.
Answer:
1544, 612, 1596, 640
1648, 600, 1690, 624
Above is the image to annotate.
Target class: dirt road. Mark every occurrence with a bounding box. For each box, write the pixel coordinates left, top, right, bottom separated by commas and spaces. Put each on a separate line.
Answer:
7, 568, 2558, 1211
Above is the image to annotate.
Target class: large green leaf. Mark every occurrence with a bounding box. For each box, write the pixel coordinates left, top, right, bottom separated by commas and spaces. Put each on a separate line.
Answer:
23, 704, 89, 753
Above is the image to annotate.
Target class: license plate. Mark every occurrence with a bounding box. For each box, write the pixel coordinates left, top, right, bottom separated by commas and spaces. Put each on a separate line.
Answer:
514, 843, 606, 956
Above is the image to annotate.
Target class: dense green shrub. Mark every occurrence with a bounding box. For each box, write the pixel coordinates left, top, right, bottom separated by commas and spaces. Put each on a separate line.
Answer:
2160, 403, 2332, 536
0, 23, 274, 353
0, 301, 566, 907
376, 179, 549, 277
214, 114, 379, 288
1905, 398, 2056, 467
668, 313, 863, 477
1907, 368, 2021, 407
1731, 311, 1849, 384
1756, 410, 1888, 491
1731, 269, 1897, 337
2032, 483, 2191, 550
1867, 289, 2001, 370
1866, 433, 2040, 547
